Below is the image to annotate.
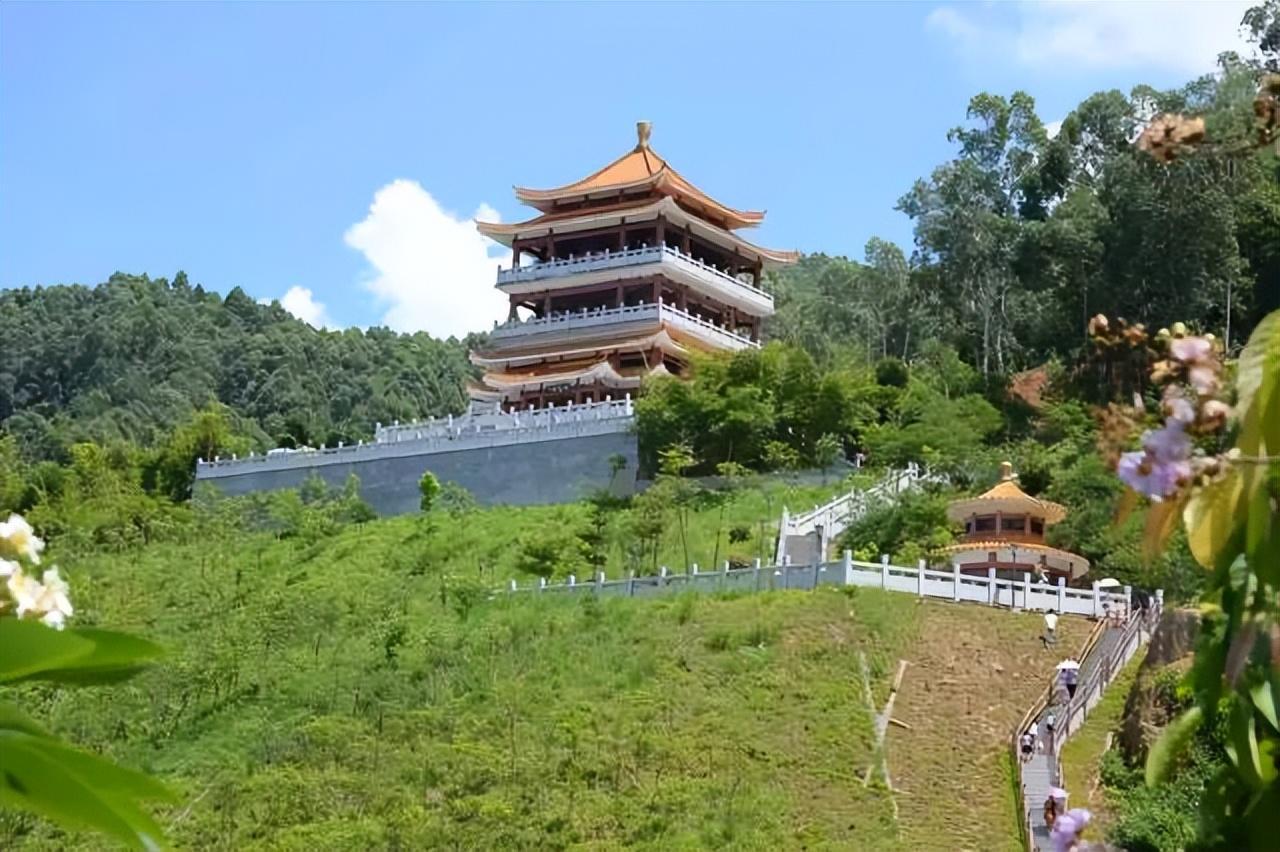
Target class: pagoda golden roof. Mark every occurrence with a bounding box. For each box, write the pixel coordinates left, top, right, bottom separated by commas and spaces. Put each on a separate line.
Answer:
511, 121, 767, 230
945, 462, 1068, 525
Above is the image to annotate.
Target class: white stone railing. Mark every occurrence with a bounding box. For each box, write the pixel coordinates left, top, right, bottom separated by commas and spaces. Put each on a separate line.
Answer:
495, 244, 774, 306
375, 396, 634, 444
196, 397, 636, 476
506, 551, 1146, 622
489, 300, 759, 350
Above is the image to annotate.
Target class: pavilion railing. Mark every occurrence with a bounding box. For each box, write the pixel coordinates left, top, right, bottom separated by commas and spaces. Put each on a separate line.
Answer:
495, 244, 774, 305
488, 300, 759, 350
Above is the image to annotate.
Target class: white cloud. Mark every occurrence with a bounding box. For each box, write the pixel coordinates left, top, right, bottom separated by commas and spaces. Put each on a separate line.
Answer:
927, 1, 1255, 75
259, 285, 333, 328
344, 179, 508, 339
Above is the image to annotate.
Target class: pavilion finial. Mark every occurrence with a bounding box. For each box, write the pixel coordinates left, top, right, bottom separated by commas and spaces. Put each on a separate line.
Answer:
636, 120, 652, 150
999, 461, 1017, 481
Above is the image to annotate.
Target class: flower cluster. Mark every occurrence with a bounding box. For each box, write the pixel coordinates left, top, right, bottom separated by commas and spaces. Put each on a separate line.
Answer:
1136, 113, 1207, 163
1254, 74, 1280, 150
1093, 317, 1229, 502
0, 513, 73, 629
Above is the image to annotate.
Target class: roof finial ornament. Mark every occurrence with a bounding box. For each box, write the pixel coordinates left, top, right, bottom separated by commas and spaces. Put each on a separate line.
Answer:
635, 120, 652, 151
999, 461, 1017, 482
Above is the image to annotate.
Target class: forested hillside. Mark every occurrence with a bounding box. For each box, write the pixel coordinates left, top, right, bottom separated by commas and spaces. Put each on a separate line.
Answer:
766, 62, 1280, 373
0, 272, 475, 458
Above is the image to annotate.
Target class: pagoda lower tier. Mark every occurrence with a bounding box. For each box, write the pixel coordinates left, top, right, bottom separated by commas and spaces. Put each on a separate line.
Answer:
470, 311, 730, 410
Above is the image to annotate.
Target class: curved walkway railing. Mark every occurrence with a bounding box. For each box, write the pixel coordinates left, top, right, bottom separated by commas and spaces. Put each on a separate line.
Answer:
1012, 602, 1161, 850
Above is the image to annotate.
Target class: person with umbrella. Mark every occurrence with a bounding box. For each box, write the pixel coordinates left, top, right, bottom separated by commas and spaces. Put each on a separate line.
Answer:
1057, 659, 1081, 700
1051, 807, 1091, 851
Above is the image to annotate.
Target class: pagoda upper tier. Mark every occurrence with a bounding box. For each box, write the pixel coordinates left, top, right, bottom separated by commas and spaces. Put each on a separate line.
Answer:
476, 122, 799, 272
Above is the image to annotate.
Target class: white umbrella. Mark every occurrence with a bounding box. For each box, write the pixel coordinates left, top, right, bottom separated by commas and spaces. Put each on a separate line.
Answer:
1049, 787, 1068, 800
1098, 578, 1122, 588
1056, 660, 1081, 670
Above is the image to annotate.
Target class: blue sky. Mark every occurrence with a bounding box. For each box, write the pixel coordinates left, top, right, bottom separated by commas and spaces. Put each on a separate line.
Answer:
0, 1, 1253, 337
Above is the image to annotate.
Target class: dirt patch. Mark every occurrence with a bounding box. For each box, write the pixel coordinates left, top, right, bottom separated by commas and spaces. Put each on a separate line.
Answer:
886, 599, 1090, 851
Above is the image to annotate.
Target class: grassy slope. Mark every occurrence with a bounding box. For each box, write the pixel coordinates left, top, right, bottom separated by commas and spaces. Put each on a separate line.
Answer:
5, 484, 1051, 850
1057, 653, 1144, 835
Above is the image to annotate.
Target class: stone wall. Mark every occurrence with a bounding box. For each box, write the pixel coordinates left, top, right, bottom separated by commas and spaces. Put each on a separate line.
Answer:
196, 430, 639, 515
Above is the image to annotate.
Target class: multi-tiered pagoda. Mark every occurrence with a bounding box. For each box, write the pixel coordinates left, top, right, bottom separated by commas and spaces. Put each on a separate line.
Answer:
471, 122, 797, 410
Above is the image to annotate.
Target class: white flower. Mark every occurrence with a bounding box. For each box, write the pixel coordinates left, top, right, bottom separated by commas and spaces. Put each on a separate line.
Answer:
40, 608, 67, 630
36, 567, 73, 627
0, 513, 44, 564
7, 568, 46, 618
0, 558, 19, 578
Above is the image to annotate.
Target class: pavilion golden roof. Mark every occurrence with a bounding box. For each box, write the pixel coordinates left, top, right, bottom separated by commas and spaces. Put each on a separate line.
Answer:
945, 462, 1068, 525
511, 121, 767, 230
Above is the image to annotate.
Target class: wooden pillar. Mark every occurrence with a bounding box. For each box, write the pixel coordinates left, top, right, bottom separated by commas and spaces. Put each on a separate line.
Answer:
541, 292, 551, 317
753, 259, 763, 287
651, 278, 661, 303
508, 294, 520, 321
546, 231, 556, 261
615, 283, 624, 308
677, 287, 688, 312
656, 216, 666, 248
727, 306, 737, 332
511, 239, 522, 269
681, 226, 691, 255
617, 226, 626, 252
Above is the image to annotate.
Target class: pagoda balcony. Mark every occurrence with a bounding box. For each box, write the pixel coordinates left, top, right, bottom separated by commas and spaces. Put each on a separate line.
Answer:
495, 245, 774, 316
488, 301, 760, 351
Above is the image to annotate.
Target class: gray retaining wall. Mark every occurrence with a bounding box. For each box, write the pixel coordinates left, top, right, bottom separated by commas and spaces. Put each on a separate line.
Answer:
196, 430, 639, 514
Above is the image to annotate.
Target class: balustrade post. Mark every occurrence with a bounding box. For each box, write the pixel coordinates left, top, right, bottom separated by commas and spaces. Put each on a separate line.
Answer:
539, 577, 547, 593
509, 579, 517, 592
843, 549, 853, 585
721, 559, 730, 591
953, 562, 962, 602
1058, 576, 1066, 612
1023, 572, 1032, 611
880, 554, 889, 590
596, 571, 605, 594
1092, 580, 1102, 618
659, 566, 668, 587
988, 566, 998, 605
627, 570, 635, 597
754, 557, 762, 591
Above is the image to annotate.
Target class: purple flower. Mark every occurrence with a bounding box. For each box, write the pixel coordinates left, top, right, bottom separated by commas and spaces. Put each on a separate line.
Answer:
1119, 421, 1194, 500
1162, 395, 1195, 425
1188, 364, 1219, 396
1171, 336, 1212, 364
1143, 423, 1191, 464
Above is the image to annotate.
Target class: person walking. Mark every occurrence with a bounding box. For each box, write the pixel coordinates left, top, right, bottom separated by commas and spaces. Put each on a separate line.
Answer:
1020, 730, 1035, 762
1042, 609, 1059, 648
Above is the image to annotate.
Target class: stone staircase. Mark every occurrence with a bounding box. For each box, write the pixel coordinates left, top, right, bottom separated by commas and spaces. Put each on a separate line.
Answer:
774, 463, 936, 565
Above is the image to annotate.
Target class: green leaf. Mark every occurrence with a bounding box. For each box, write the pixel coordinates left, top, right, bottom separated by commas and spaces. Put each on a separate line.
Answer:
1146, 705, 1203, 786
1227, 697, 1266, 789
0, 619, 94, 682
1236, 310, 1280, 454
1253, 679, 1280, 733
27, 628, 165, 684
0, 730, 169, 851
1184, 468, 1245, 570
0, 621, 163, 685
0, 702, 50, 737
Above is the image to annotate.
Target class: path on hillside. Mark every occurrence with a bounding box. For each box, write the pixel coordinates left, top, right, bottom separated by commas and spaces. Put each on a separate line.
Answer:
1025, 623, 1126, 851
